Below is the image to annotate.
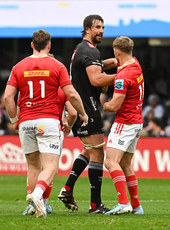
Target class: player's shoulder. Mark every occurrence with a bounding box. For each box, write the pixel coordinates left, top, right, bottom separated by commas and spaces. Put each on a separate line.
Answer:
12, 57, 31, 71
47, 56, 67, 70
78, 40, 98, 53
15, 56, 30, 66
46, 56, 63, 65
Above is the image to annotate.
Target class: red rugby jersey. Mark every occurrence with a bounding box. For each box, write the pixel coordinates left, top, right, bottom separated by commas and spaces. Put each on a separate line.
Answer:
114, 57, 144, 124
8, 56, 71, 124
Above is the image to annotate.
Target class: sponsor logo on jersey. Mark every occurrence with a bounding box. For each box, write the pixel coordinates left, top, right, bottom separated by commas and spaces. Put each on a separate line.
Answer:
115, 79, 124, 90
24, 70, 50, 77
90, 96, 97, 111
118, 139, 125, 145
92, 60, 102, 66
37, 125, 45, 136
137, 74, 143, 83
22, 127, 36, 134
49, 143, 59, 149
77, 129, 88, 135
26, 101, 32, 107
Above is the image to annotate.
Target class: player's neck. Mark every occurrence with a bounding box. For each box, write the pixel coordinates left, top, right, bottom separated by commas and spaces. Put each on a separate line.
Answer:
119, 55, 133, 66
83, 37, 97, 48
30, 50, 49, 58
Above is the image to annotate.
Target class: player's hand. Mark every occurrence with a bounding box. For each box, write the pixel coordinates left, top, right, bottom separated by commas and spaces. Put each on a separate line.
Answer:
63, 123, 72, 136
79, 113, 88, 127
13, 121, 19, 132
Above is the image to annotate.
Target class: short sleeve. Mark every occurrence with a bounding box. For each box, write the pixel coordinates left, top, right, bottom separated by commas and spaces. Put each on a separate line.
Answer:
82, 48, 102, 69
114, 77, 129, 95
7, 67, 18, 88
59, 65, 72, 88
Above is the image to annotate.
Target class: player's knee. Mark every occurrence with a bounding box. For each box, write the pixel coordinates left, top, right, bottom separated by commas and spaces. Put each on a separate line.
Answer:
104, 158, 112, 170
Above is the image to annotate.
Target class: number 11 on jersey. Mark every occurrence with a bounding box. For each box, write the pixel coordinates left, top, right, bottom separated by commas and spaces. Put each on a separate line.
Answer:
28, 80, 45, 98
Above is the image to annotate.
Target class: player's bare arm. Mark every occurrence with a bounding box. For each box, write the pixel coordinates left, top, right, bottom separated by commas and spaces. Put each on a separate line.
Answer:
103, 58, 118, 70
4, 85, 18, 130
86, 65, 116, 87
62, 84, 88, 125
103, 92, 126, 112
65, 101, 77, 127
63, 101, 77, 135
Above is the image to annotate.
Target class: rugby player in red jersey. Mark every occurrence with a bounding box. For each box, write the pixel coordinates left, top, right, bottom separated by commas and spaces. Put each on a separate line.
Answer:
104, 36, 144, 215
22, 86, 77, 215
4, 30, 88, 218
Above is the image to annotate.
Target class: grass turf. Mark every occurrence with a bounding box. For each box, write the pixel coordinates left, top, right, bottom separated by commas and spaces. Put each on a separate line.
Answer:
0, 175, 169, 230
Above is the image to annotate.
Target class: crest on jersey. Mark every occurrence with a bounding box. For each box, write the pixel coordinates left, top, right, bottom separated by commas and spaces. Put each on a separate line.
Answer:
115, 79, 124, 90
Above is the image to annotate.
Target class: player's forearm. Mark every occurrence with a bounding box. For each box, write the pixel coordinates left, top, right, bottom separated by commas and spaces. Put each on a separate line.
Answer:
65, 102, 77, 127
67, 112, 77, 127
103, 102, 118, 112
103, 58, 118, 70
4, 85, 18, 121
69, 95, 86, 116
4, 97, 17, 120
62, 85, 87, 120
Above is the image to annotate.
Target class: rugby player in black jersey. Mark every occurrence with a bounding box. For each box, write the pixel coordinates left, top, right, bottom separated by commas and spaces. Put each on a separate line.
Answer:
58, 14, 117, 214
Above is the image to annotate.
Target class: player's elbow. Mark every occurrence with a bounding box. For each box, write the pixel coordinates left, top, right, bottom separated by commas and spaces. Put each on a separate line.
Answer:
90, 78, 104, 87
68, 91, 78, 101
63, 85, 78, 101
3, 93, 10, 106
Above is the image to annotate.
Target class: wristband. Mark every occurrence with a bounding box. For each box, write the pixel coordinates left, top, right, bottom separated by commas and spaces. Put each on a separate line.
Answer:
67, 124, 73, 128
9, 116, 18, 123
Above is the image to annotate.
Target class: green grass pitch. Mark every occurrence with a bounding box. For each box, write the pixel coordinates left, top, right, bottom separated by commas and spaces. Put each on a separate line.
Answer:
0, 175, 169, 230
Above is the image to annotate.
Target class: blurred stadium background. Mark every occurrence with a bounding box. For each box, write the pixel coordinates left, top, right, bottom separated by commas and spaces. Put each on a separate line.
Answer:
0, 0, 170, 179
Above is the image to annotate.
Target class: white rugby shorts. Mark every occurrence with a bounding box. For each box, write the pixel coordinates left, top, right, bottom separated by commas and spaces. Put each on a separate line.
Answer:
106, 122, 143, 153
19, 118, 62, 155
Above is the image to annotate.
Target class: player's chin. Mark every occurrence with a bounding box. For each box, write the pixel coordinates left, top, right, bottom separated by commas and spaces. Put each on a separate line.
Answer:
95, 38, 102, 44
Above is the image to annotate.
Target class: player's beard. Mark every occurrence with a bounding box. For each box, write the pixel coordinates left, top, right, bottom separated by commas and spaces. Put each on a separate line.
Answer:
92, 33, 103, 44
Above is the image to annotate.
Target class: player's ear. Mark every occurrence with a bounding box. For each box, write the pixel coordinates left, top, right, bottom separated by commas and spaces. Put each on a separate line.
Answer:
48, 42, 51, 51
86, 27, 90, 35
31, 42, 34, 49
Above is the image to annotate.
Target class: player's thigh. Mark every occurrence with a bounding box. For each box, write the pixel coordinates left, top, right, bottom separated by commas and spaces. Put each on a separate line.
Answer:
41, 152, 60, 170
81, 133, 104, 146
87, 146, 104, 163
59, 130, 64, 154
81, 133, 105, 162
105, 147, 124, 164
